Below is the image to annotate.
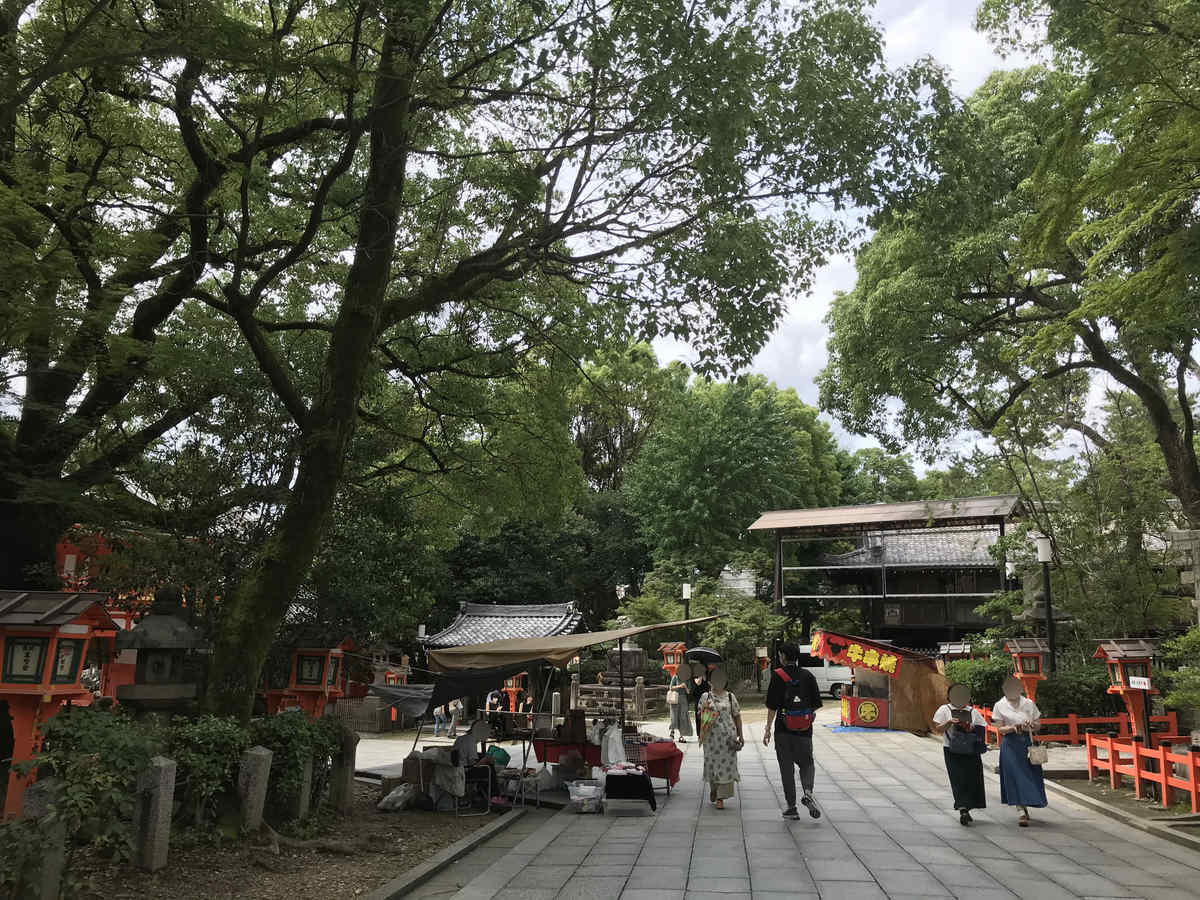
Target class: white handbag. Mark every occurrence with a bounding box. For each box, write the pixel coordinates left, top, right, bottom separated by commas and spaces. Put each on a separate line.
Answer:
666, 688, 678, 705
1027, 743, 1049, 766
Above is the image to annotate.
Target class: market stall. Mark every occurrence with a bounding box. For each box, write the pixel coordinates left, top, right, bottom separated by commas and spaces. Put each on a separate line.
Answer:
810, 630, 948, 732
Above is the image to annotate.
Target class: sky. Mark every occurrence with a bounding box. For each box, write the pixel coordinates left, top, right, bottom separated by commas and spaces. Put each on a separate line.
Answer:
655, 1, 1029, 461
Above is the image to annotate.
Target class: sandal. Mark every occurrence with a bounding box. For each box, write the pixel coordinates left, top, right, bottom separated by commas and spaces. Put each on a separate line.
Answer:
715, 799, 725, 810
1018, 813, 1029, 827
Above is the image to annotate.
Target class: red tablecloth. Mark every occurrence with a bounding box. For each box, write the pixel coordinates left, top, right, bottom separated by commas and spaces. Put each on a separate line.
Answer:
532, 738, 684, 786
532, 739, 602, 766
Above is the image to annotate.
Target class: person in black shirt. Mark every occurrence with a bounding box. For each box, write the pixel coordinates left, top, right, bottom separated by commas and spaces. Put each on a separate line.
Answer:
763, 643, 824, 820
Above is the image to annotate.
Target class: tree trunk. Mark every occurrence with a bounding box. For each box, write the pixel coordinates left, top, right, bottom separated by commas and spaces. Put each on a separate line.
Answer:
0, 470, 70, 589
204, 22, 416, 718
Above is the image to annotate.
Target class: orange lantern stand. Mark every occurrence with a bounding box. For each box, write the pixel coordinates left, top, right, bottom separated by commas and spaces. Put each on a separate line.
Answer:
502, 671, 527, 714
1, 591, 117, 819
1094, 638, 1160, 741
1004, 638, 1050, 703
384, 656, 412, 721
659, 642, 686, 678
265, 638, 352, 719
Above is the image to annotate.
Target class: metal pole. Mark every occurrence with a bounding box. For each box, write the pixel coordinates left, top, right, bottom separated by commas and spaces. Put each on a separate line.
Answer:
618, 637, 626, 730
1043, 560, 1057, 673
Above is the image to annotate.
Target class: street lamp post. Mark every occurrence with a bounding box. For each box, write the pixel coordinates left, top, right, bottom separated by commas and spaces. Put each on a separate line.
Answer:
1034, 535, 1057, 673
682, 582, 692, 644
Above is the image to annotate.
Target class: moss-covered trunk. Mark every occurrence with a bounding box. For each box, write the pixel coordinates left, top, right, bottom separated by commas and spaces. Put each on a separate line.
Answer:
204, 20, 417, 718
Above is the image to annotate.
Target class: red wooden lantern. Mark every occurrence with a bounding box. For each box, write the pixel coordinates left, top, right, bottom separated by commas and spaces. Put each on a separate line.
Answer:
1004, 638, 1050, 703
659, 642, 686, 677
265, 638, 353, 719
1094, 638, 1160, 739
1, 591, 117, 819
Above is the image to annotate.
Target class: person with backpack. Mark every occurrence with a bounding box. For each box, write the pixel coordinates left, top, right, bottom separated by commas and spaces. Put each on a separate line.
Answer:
763, 643, 823, 820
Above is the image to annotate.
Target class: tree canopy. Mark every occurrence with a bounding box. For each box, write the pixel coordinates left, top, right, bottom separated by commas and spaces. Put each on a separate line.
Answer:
820, 1, 1200, 524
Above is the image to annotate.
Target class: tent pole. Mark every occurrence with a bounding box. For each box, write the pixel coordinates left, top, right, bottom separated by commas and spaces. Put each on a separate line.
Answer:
411, 719, 424, 753
619, 637, 625, 730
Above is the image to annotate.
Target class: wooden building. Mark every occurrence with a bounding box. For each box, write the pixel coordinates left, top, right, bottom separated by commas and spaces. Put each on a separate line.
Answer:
749, 496, 1023, 647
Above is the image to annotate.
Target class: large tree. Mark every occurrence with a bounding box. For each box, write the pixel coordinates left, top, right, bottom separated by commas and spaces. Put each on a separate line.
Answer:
2, 0, 942, 715
821, 3, 1200, 523
624, 375, 841, 571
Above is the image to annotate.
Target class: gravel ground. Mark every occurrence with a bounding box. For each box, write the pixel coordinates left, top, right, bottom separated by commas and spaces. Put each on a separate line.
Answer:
71, 783, 493, 900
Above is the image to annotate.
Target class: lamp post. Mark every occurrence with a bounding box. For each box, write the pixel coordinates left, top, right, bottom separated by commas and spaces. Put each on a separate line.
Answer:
682, 582, 692, 643
1034, 535, 1057, 673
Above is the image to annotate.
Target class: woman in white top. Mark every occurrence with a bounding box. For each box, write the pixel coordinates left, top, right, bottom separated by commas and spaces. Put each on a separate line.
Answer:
932, 683, 988, 826
993, 675, 1047, 826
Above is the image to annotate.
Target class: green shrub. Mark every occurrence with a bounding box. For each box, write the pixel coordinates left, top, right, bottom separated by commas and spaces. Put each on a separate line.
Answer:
35, 705, 162, 860
249, 712, 342, 823
943, 656, 1015, 707
164, 716, 252, 827
1035, 664, 1125, 718
0, 817, 49, 896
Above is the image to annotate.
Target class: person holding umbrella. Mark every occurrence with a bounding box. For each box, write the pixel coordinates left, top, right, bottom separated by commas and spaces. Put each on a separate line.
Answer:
685, 647, 721, 736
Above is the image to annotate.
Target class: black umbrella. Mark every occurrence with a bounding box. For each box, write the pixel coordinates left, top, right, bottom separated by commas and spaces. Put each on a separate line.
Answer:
684, 647, 722, 664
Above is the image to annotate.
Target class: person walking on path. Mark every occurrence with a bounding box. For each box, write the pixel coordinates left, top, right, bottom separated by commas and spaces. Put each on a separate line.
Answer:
698, 668, 744, 809
690, 665, 711, 739
932, 682, 988, 825
433, 703, 449, 736
764, 643, 823, 820
994, 675, 1047, 827
667, 669, 693, 743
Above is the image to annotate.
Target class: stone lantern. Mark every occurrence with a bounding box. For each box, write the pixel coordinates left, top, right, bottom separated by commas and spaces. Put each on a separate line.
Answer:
114, 586, 207, 715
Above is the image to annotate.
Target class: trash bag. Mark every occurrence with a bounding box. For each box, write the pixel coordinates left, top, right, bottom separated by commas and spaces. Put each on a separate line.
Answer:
377, 782, 418, 812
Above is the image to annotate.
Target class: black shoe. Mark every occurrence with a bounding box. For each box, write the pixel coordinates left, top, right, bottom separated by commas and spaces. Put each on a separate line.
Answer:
782, 807, 801, 820
801, 794, 821, 819
959, 809, 971, 826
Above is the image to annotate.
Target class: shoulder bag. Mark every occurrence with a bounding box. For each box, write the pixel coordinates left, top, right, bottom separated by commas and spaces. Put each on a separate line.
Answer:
1027, 741, 1048, 766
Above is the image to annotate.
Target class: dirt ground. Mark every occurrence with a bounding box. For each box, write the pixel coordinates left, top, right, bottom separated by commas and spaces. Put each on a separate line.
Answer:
71, 783, 494, 900
1055, 774, 1197, 819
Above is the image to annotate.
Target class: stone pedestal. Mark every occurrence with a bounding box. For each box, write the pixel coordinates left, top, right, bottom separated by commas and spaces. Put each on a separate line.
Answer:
329, 726, 360, 815
552, 691, 561, 717
634, 676, 646, 720
570, 673, 580, 710
238, 746, 273, 830
135, 756, 176, 872
290, 755, 314, 821
21, 778, 66, 900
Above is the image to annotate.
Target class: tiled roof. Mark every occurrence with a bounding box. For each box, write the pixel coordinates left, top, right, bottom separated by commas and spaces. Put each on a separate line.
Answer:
423, 602, 583, 648
0, 591, 115, 627
821, 528, 999, 568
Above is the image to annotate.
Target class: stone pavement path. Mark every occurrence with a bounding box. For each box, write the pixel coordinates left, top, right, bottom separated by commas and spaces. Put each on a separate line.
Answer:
419, 707, 1200, 900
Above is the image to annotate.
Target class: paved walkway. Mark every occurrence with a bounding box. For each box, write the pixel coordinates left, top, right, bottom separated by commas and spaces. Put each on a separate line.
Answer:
414, 707, 1200, 900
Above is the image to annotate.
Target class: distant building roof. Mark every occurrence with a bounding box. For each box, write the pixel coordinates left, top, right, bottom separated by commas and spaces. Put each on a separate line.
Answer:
0, 591, 115, 628
820, 529, 999, 569
749, 496, 1022, 536
938, 641, 975, 657
423, 602, 583, 648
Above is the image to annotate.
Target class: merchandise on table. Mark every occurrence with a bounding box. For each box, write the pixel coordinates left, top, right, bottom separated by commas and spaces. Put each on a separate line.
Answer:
567, 779, 603, 813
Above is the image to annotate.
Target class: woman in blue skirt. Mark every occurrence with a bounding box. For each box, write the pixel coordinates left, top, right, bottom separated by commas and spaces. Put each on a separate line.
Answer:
993, 676, 1047, 826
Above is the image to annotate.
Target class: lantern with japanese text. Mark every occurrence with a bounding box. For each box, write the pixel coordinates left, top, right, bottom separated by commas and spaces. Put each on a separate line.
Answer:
265, 638, 352, 719
1004, 638, 1050, 702
659, 642, 687, 677
1, 591, 117, 818
1094, 638, 1160, 740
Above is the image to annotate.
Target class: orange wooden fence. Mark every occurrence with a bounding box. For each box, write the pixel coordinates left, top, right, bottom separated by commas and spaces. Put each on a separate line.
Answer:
979, 707, 1180, 746
1086, 732, 1200, 813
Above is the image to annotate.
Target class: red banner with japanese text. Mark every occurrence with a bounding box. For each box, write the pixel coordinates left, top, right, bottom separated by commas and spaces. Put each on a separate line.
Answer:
810, 630, 903, 678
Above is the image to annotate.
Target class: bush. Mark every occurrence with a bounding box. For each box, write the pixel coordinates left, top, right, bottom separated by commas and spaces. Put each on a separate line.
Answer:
36, 705, 162, 860
1035, 664, 1124, 718
249, 712, 342, 823
164, 716, 252, 827
0, 817, 50, 896
943, 656, 1014, 707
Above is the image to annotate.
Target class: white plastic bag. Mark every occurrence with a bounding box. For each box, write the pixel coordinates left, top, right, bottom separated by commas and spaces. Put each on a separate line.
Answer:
377, 782, 417, 812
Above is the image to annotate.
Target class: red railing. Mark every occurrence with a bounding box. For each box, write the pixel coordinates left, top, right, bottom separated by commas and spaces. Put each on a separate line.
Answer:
978, 707, 1180, 747
1086, 732, 1200, 813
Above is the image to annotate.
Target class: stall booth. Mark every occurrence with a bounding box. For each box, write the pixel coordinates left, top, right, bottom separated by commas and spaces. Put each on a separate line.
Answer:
1005, 638, 1051, 702
1, 591, 117, 819
810, 630, 949, 732
265, 638, 352, 718
1094, 638, 1160, 741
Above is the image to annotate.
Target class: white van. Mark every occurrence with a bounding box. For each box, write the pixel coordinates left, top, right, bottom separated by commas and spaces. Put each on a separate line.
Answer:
796, 644, 853, 698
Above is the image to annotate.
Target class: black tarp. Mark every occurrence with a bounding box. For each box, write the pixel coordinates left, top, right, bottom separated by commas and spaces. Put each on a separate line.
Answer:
368, 660, 541, 718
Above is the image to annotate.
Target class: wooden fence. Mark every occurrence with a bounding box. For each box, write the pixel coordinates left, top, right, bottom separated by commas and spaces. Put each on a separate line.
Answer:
978, 706, 1180, 747
1086, 732, 1200, 813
